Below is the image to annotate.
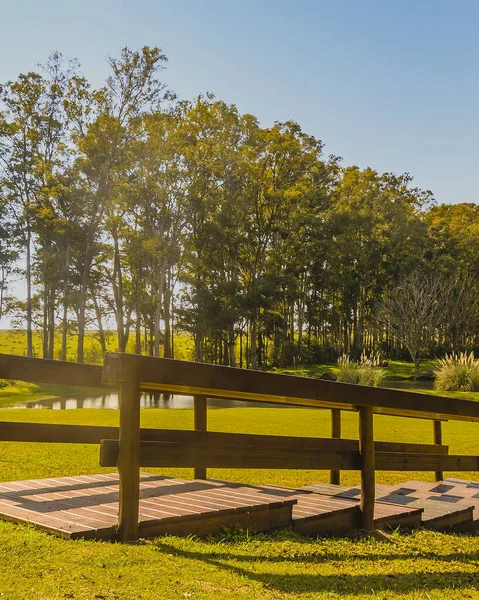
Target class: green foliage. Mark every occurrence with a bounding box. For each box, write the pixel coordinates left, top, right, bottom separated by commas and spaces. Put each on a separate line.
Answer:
337, 351, 385, 387
336, 354, 360, 383
0, 329, 194, 364
434, 352, 479, 392
1, 49, 479, 369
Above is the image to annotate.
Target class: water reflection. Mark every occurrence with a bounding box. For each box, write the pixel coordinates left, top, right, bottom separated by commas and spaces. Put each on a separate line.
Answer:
13, 392, 286, 410
12, 380, 435, 410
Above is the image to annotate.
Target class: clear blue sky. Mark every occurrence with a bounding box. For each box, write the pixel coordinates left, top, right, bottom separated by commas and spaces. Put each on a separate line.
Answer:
1, 0, 478, 205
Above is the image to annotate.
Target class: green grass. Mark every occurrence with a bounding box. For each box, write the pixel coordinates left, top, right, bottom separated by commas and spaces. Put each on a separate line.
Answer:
273, 359, 438, 381
1, 407, 479, 598
0, 328, 195, 363
1, 524, 478, 600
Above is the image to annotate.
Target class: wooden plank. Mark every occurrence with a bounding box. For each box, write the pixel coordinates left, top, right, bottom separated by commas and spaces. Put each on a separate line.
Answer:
194, 395, 207, 480
373, 440, 448, 455
372, 502, 423, 529
445, 477, 479, 486
100, 440, 362, 470
138, 504, 293, 539
117, 381, 141, 542
102, 440, 470, 472
433, 420, 444, 481
0, 421, 120, 444
300, 482, 354, 496
0, 422, 449, 456
0, 353, 107, 388
292, 498, 359, 536
359, 406, 375, 530
102, 352, 479, 422
330, 409, 341, 485
374, 453, 479, 472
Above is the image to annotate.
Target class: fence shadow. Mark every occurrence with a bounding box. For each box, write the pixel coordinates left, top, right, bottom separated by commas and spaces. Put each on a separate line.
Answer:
154, 539, 479, 595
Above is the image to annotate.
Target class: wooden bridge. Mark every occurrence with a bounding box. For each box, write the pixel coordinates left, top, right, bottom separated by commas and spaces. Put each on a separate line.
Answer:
1, 352, 479, 542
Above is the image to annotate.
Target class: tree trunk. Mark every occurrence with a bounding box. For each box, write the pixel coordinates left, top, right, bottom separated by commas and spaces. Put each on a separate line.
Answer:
153, 269, 166, 357
239, 327, 243, 368
112, 231, 128, 353
25, 230, 33, 357
60, 243, 70, 362
228, 326, 236, 367
77, 281, 87, 363
135, 306, 142, 355
195, 331, 203, 362
251, 319, 257, 369
163, 284, 171, 358
42, 275, 49, 359
48, 284, 55, 359
92, 295, 107, 354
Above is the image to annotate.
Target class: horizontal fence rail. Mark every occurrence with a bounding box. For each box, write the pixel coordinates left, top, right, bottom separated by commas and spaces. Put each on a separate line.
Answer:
100, 440, 469, 472
0, 422, 449, 454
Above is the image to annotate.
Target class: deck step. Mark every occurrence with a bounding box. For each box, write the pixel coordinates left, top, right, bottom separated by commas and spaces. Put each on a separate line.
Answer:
390, 480, 479, 530
292, 494, 359, 536
301, 482, 474, 532
298, 484, 423, 532
211, 481, 362, 536
445, 478, 479, 487
400, 479, 479, 498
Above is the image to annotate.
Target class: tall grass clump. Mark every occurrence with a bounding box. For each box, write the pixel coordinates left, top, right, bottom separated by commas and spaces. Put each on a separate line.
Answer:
434, 352, 479, 392
337, 351, 385, 387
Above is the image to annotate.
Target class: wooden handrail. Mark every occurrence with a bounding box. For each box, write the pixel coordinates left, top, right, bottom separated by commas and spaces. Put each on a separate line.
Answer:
102, 353, 478, 422
0, 353, 109, 388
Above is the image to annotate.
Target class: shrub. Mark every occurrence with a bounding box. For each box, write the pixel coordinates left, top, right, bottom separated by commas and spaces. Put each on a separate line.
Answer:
337, 355, 360, 384
337, 351, 385, 387
434, 352, 479, 392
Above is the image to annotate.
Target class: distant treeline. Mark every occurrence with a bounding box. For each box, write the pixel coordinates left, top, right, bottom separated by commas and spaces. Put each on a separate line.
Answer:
0, 47, 478, 366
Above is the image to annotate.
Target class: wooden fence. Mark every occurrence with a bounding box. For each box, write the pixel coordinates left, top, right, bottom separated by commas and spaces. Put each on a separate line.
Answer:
1, 351, 479, 541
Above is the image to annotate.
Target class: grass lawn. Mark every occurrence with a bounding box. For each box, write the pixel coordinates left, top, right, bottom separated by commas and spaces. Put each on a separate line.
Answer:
1, 407, 479, 598
0, 328, 195, 364
273, 359, 439, 381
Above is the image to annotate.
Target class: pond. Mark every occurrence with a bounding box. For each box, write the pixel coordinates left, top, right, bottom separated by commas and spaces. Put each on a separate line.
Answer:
9, 379, 435, 410
12, 392, 289, 410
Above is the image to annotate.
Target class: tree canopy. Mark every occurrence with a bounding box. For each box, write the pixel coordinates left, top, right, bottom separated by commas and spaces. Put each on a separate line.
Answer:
0, 47, 476, 366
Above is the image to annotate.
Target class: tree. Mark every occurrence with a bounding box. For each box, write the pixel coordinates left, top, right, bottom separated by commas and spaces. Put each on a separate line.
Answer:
378, 271, 450, 374
73, 46, 170, 362
0, 198, 19, 324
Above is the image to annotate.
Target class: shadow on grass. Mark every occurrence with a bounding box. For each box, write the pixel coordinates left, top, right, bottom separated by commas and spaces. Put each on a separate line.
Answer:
154, 539, 479, 595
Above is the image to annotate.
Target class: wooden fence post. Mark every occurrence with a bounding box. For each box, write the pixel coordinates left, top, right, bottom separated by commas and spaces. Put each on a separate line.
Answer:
330, 409, 341, 485
117, 381, 141, 542
359, 406, 375, 531
194, 395, 207, 479
433, 420, 444, 481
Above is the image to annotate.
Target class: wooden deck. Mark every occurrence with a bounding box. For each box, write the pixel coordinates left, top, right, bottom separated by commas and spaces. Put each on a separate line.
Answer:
0, 474, 297, 540
0, 473, 430, 541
